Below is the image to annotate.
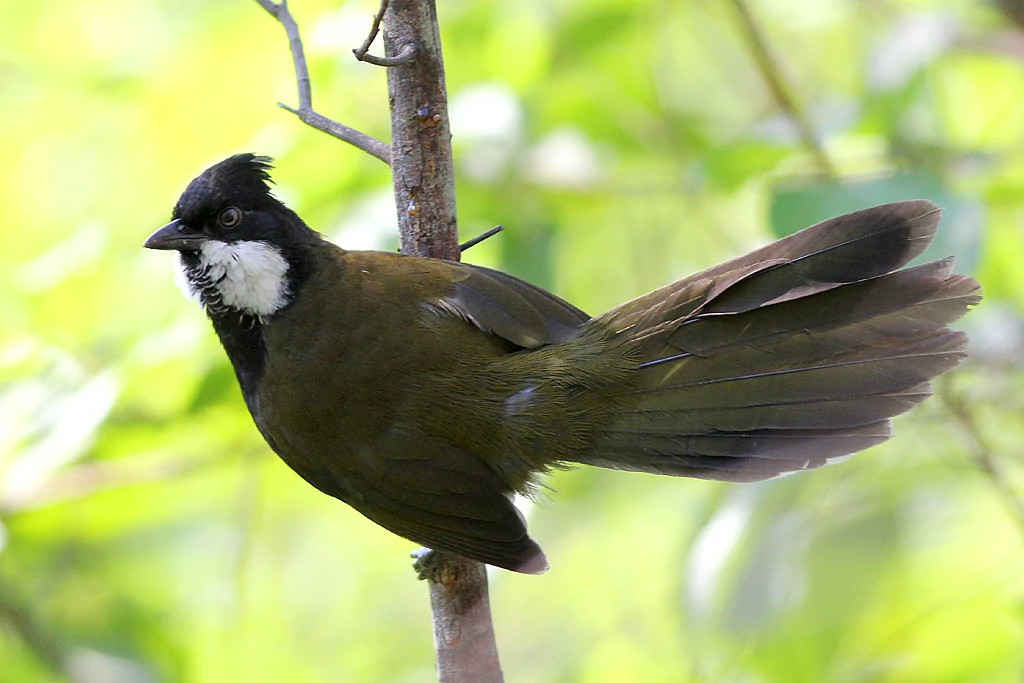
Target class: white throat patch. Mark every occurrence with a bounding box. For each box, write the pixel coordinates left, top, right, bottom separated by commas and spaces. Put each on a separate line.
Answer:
175, 240, 290, 319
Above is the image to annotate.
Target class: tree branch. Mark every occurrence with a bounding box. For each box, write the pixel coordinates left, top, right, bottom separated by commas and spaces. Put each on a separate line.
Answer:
254, 0, 392, 165
384, 0, 460, 260
254, 1, 502, 679
353, 0, 390, 63
728, 0, 837, 178
360, 43, 418, 67
422, 556, 504, 683
380, 1, 502, 679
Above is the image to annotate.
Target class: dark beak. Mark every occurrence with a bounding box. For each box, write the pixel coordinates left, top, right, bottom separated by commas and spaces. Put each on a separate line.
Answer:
143, 219, 207, 251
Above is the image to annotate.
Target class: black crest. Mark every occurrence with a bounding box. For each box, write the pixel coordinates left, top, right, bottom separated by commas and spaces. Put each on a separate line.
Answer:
173, 154, 279, 222
210, 153, 275, 191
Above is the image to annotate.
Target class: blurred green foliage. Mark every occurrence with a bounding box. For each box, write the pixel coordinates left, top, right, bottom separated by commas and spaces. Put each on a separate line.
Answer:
1, 0, 1023, 681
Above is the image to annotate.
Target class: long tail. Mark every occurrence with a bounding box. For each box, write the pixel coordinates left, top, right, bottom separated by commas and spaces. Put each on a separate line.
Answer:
577, 200, 982, 482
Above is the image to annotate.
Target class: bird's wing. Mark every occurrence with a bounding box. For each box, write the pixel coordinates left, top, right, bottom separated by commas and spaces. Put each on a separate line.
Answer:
434, 262, 590, 348
283, 427, 548, 574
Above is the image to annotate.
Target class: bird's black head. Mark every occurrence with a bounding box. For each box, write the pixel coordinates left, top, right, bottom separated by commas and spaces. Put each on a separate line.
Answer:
146, 154, 319, 252
174, 153, 278, 226
145, 154, 320, 321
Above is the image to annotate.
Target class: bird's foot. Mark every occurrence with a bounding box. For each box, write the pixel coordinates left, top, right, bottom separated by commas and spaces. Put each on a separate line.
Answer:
411, 547, 459, 581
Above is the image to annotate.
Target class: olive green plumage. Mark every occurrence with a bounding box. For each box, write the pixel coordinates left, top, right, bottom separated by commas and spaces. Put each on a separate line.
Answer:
146, 155, 981, 574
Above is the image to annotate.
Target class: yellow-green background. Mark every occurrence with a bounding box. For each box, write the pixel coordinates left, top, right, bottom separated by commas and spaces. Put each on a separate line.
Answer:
2, 0, 1022, 681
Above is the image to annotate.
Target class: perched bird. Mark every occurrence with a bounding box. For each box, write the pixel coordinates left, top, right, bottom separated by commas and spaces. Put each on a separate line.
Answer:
145, 154, 981, 574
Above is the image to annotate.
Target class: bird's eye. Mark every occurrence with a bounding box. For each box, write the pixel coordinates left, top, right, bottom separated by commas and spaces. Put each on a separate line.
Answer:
218, 207, 242, 228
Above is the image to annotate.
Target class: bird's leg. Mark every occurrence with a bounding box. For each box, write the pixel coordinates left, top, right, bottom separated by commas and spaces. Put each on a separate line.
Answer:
412, 547, 460, 582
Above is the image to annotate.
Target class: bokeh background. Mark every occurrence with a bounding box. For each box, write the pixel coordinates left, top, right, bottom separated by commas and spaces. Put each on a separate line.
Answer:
2, 0, 1023, 681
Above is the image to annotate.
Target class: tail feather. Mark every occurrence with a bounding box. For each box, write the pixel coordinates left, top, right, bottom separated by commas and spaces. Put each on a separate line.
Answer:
576, 201, 981, 482
636, 330, 967, 405
597, 422, 892, 459
698, 201, 939, 314
599, 200, 941, 336
588, 423, 890, 482
614, 385, 932, 432
664, 260, 977, 358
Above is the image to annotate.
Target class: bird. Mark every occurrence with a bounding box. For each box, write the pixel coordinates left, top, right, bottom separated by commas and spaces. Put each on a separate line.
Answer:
144, 153, 981, 574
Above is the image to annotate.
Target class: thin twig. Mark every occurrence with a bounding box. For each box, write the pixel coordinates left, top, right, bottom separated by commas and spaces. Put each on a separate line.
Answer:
939, 378, 1024, 543
359, 43, 417, 67
277, 104, 392, 164
254, 0, 392, 165
254, 0, 311, 108
459, 225, 505, 252
351, 0, 417, 67
353, 0, 389, 60
729, 0, 837, 178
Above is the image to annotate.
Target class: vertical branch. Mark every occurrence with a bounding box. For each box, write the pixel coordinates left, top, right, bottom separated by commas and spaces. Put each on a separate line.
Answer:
378, 1, 501, 681
426, 557, 504, 683
257, 1, 500, 679
383, 0, 459, 260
